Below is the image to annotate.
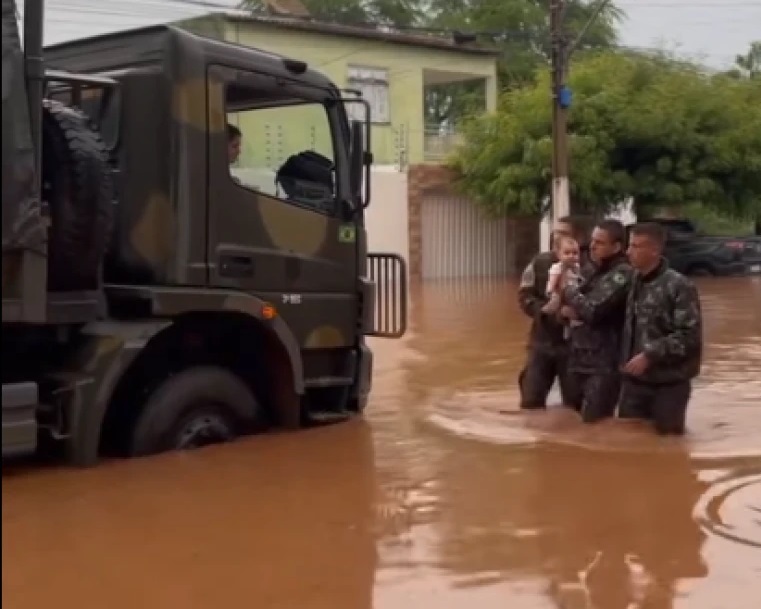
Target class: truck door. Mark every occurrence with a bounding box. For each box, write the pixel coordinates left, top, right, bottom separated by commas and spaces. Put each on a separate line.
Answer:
206, 65, 358, 349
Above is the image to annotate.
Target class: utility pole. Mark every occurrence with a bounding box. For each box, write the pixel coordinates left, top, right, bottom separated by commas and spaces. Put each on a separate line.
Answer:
548, 0, 612, 222
549, 0, 570, 221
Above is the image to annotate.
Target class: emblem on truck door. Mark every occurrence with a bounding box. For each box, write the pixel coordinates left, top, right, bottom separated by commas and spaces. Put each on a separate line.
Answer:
338, 224, 356, 243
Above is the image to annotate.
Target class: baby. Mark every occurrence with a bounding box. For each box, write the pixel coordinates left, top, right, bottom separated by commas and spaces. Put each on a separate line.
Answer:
542, 236, 581, 318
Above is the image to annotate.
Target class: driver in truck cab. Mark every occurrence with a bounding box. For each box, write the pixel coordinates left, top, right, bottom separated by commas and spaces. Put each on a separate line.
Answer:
228, 123, 242, 165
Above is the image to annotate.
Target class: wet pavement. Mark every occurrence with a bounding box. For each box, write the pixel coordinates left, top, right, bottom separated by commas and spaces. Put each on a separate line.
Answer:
3, 276, 761, 609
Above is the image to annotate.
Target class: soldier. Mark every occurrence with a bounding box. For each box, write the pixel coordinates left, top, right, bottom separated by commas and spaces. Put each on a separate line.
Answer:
517, 215, 588, 409
560, 219, 633, 422
618, 222, 703, 435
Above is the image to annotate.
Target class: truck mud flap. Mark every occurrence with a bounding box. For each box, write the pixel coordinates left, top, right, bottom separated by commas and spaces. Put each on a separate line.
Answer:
365, 253, 408, 338
2, 382, 39, 458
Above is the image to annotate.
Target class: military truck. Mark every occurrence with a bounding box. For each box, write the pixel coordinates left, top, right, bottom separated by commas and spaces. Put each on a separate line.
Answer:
2, 0, 407, 466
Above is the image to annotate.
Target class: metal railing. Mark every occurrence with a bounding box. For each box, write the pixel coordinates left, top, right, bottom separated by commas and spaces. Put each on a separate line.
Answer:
423, 128, 462, 162
366, 253, 408, 338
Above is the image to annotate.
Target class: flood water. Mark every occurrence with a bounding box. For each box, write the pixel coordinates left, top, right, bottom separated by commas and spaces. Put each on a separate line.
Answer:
3, 277, 761, 609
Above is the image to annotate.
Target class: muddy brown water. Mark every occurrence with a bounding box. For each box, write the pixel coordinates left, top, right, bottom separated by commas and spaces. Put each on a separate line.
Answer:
3, 277, 760, 609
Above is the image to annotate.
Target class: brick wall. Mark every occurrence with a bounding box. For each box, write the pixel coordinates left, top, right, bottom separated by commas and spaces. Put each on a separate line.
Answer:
407, 164, 540, 281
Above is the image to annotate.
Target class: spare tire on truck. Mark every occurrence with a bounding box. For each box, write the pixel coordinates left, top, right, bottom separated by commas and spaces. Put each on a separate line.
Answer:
42, 99, 115, 291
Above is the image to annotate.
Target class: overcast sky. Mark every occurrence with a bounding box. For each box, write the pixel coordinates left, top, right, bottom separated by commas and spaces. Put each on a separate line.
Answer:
33, 0, 761, 69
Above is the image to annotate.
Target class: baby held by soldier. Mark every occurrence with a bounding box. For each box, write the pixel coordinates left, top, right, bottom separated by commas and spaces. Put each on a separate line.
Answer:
517, 218, 703, 436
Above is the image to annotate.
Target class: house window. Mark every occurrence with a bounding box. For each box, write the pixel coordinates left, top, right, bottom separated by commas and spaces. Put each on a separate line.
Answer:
347, 66, 389, 124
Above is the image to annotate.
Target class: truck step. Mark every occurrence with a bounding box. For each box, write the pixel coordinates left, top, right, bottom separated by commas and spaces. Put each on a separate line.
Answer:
304, 376, 354, 389
305, 410, 352, 426
2, 382, 40, 459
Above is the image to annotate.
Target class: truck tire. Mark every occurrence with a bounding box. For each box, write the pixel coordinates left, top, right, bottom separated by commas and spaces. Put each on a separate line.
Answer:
130, 366, 262, 457
42, 99, 115, 291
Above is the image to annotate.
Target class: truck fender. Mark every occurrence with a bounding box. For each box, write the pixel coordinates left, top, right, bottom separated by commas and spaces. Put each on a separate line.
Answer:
63, 320, 172, 466
103, 285, 306, 395
214, 292, 305, 392
64, 306, 306, 465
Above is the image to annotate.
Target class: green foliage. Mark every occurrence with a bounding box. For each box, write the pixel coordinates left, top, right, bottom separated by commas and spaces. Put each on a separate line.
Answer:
678, 203, 755, 236
427, 1, 623, 87
736, 40, 761, 79
452, 50, 761, 219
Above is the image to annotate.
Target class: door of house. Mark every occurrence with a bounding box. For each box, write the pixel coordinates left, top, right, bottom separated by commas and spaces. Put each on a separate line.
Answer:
421, 194, 512, 279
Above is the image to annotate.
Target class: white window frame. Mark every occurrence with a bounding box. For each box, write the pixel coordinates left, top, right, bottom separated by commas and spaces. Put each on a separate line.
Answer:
347, 65, 390, 124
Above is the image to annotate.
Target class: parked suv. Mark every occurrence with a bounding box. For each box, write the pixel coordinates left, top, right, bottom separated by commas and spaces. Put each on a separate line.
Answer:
626, 221, 746, 277
663, 231, 747, 277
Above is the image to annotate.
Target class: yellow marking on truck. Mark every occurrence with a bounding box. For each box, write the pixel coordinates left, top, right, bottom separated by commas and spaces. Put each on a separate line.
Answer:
173, 79, 224, 132
129, 192, 174, 264
259, 197, 328, 256
304, 325, 346, 348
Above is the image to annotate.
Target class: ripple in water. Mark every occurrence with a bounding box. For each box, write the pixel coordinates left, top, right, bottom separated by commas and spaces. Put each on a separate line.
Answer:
425, 391, 541, 447
426, 390, 761, 459
693, 469, 761, 549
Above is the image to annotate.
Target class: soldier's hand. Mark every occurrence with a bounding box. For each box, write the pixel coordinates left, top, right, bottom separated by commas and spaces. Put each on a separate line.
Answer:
559, 305, 578, 320
541, 300, 559, 314
622, 353, 650, 377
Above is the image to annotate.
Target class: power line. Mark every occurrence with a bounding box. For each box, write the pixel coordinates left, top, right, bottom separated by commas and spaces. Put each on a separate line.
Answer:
35, 0, 759, 69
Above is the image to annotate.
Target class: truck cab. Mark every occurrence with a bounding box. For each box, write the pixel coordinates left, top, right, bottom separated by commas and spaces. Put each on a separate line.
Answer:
2, 19, 406, 465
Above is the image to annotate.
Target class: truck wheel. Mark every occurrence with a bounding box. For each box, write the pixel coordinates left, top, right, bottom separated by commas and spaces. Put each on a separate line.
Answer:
130, 367, 262, 457
42, 99, 115, 291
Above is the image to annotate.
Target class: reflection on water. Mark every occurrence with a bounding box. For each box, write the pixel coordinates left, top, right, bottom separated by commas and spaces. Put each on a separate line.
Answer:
3, 277, 761, 609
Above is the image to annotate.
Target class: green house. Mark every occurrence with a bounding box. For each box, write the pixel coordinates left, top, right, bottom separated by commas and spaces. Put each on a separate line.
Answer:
180, 12, 499, 169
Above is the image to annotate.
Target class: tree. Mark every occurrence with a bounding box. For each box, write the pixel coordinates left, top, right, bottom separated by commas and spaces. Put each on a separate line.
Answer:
451, 50, 761, 220
733, 40, 761, 234
735, 40, 761, 79
426, 0, 623, 87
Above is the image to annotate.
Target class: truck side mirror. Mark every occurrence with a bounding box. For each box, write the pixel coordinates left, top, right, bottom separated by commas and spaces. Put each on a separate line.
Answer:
349, 119, 372, 208
350, 120, 363, 202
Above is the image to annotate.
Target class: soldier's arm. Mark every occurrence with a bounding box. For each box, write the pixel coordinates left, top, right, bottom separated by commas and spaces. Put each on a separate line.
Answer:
562, 267, 632, 324
643, 280, 702, 362
517, 258, 547, 318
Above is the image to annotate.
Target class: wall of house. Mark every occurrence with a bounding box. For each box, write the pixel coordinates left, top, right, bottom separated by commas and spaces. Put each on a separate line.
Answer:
364, 167, 409, 262
221, 20, 498, 166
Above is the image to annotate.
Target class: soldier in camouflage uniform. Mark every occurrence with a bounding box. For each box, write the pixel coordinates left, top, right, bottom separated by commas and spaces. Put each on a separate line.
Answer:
561, 219, 633, 422
517, 216, 590, 409
618, 222, 703, 435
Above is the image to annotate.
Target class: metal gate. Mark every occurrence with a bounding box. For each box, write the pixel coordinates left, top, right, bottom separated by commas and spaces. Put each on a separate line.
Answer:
421, 194, 511, 279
